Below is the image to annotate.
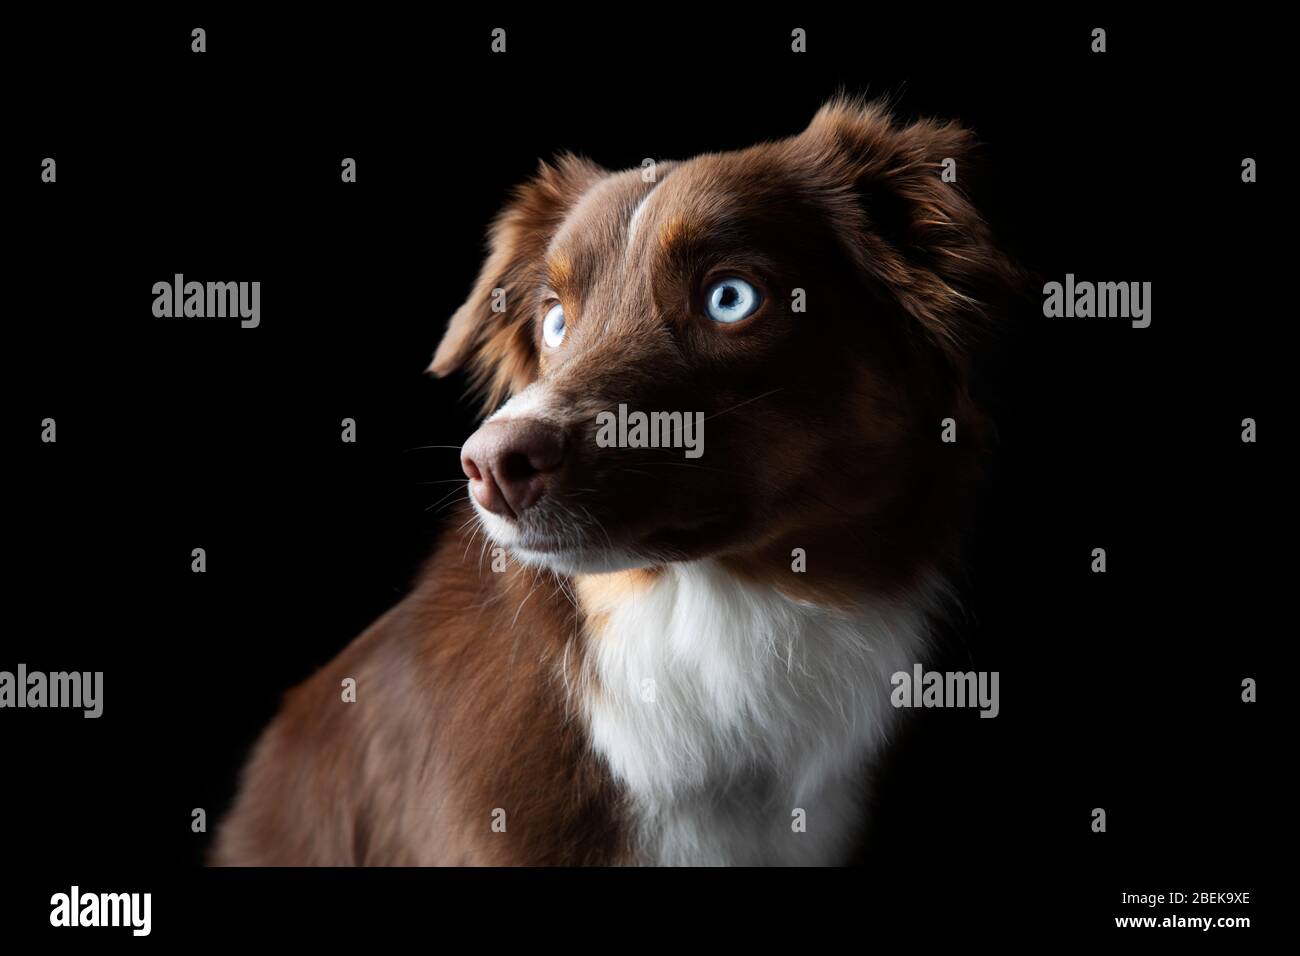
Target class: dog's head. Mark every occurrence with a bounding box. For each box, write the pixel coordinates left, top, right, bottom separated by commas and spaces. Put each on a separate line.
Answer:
434, 98, 1022, 595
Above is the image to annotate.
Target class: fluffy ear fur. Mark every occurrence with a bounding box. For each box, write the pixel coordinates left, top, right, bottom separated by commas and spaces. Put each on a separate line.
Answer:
431, 154, 608, 414
789, 96, 1025, 364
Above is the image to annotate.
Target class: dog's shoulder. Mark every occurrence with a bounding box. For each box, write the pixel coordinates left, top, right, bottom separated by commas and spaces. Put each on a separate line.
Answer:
213, 507, 629, 865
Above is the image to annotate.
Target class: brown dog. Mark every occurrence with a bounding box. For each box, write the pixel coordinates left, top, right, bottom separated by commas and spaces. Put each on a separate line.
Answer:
213, 98, 1021, 866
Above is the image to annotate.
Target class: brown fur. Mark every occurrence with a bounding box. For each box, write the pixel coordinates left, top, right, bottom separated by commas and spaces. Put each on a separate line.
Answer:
212, 526, 631, 865
214, 98, 1023, 866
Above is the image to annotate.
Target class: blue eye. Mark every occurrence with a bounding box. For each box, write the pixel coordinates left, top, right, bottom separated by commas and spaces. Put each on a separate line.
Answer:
543, 303, 566, 347
705, 277, 761, 324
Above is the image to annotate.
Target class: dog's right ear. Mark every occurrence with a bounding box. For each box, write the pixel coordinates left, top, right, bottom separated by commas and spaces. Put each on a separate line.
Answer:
431, 154, 606, 414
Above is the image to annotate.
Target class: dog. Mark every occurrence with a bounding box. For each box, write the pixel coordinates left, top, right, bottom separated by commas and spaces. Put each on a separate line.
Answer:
213, 97, 1022, 866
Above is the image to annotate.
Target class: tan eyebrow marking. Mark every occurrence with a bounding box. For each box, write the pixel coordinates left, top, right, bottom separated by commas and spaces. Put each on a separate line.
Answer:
658, 214, 696, 256
544, 254, 573, 292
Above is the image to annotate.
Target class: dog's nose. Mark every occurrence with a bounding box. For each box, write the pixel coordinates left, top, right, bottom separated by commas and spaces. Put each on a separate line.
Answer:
461, 418, 566, 518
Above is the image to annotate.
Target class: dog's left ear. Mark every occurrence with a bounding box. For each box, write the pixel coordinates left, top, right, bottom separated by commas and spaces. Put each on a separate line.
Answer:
431, 154, 607, 413
795, 98, 1023, 360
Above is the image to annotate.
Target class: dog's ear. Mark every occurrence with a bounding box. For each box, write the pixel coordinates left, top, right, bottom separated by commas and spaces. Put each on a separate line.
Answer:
431, 154, 607, 413
794, 97, 1023, 361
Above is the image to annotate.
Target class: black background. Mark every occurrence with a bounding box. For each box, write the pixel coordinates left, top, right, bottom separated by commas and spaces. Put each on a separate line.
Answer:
5, 10, 1283, 943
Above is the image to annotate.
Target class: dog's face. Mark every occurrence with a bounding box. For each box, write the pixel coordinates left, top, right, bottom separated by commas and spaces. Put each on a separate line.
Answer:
434, 100, 1019, 585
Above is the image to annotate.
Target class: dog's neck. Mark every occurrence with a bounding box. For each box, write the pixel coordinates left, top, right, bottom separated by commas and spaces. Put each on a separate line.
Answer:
573, 559, 942, 865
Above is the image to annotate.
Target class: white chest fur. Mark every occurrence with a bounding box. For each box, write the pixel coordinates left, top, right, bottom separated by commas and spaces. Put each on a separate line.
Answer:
575, 561, 940, 866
